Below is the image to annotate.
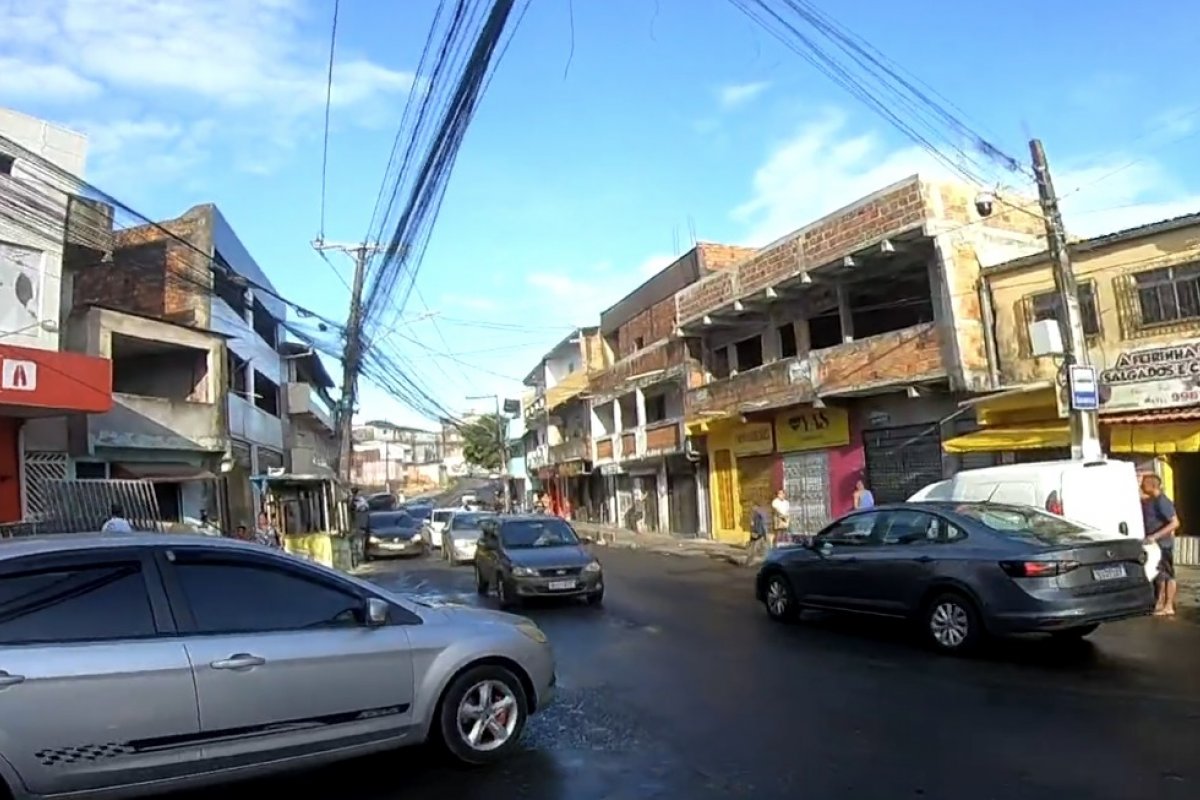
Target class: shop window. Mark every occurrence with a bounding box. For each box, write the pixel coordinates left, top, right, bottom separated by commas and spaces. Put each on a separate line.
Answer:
734, 335, 763, 371
778, 324, 798, 358
74, 462, 109, 480
1030, 283, 1100, 336
1135, 263, 1200, 327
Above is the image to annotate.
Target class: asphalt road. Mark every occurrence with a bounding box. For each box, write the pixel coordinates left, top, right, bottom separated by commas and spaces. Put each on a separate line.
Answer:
204, 538, 1199, 800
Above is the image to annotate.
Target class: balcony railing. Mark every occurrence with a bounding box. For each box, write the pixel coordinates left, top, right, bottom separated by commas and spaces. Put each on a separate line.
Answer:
684, 323, 944, 418
549, 437, 590, 464
643, 419, 683, 454
595, 436, 615, 461
287, 382, 334, 432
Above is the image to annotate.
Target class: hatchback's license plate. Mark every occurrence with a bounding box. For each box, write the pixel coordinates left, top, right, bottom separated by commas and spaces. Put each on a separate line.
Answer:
547, 580, 576, 591
1093, 565, 1125, 581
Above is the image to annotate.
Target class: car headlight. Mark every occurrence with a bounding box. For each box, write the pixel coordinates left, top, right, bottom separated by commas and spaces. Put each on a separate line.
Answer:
368, 536, 380, 544
412, 533, 422, 542
511, 565, 538, 577
583, 560, 602, 573
516, 621, 548, 644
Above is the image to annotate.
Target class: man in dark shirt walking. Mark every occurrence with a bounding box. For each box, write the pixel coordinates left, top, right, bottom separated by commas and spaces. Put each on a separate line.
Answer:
1142, 474, 1180, 617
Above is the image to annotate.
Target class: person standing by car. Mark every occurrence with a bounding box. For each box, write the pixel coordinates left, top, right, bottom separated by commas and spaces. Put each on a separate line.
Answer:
254, 511, 282, 548
1142, 474, 1180, 617
853, 477, 875, 509
749, 503, 771, 559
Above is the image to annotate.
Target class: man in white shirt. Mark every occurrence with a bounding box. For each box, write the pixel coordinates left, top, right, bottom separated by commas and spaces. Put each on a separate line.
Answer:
770, 490, 791, 544
101, 503, 134, 534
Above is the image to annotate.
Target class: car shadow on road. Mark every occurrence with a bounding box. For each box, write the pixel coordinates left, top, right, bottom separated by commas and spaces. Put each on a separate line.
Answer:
212, 743, 567, 800
777, 609, 1113, 671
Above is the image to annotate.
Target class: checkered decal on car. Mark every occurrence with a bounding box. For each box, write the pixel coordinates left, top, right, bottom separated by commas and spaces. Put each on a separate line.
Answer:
36, 742, 133, 766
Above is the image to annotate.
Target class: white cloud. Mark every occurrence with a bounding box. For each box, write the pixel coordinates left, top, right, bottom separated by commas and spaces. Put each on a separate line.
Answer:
733, 109, 950, 246
0, 0, 415, 184
525, 272, 580, 297
638, 253, 676, 277
717, 81, 770, 110
0, 58, 101, 101
734, 108, 1200, 248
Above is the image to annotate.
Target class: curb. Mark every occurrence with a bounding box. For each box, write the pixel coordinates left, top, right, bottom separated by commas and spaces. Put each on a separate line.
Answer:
592, 535, 754, 567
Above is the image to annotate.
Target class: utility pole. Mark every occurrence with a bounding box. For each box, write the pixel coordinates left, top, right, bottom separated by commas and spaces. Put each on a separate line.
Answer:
1029, 140, 1103, 462
313, 239, 379, 485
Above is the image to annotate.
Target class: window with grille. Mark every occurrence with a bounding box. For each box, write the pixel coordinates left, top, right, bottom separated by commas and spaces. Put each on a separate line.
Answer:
1135, 263, 1200, 326
1030, 283, 1101, 336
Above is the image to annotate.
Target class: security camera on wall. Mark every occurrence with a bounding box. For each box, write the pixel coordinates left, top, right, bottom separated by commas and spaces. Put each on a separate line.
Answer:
974, 191, 995, 217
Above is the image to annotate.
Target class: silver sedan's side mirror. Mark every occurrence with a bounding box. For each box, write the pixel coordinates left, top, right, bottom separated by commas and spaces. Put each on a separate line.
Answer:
365, 597, 390, 626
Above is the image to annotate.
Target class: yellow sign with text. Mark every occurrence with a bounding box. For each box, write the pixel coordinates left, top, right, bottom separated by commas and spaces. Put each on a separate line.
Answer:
731, 422, 775, 456
774, 406, 850, 452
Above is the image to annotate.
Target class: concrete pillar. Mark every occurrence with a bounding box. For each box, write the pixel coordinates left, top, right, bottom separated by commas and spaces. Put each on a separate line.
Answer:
763, 311, 783, 363
635, 388, 647, 428
794, 318, 812, 357
836, 283, 855, 343
657, 458, 670, 532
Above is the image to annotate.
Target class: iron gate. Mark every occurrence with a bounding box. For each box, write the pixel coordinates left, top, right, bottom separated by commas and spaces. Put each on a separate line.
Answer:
783, 450, 831, 536
863, 424, 944, 504
0, 479, 163, 538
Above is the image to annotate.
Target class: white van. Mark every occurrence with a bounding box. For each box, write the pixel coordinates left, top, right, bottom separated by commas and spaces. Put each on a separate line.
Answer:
909, 459, 1158, 579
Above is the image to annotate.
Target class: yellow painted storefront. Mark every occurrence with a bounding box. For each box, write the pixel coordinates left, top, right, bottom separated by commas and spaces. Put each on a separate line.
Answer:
691, 405, 852, 544
940, 383, 1197, 503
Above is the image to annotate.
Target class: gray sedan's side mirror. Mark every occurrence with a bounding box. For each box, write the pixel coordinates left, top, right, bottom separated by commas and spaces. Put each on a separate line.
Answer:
579, 535, 593, 545
365, 597, 389, 627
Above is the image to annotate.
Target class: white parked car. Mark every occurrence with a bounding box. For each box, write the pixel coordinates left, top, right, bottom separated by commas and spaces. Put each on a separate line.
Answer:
425, 508, 456, 549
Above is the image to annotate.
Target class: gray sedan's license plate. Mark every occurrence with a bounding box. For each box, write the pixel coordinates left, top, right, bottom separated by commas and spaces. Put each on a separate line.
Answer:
1092, 565, 1125, 581
547, 579, 576, 591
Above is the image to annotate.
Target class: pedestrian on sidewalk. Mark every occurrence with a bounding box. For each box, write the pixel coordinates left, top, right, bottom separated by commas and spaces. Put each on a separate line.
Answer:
749, 503, 771, 559
771, 489, 791, 545
254, 511, 282, 548
1142, 474, 1180, 617
853, 478, 875, 509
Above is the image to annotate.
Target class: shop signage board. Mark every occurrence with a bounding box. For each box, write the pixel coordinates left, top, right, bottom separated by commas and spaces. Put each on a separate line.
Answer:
731, 422, 774, 456
774, 406, 850, 453
1098, 339, 1200, 413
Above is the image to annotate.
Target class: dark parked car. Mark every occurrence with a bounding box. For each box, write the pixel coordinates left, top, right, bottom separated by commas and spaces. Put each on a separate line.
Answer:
365, 492, 397, 511
474, 516, 603, 609
364, 511, 427, 560
755, 502, 1153, 654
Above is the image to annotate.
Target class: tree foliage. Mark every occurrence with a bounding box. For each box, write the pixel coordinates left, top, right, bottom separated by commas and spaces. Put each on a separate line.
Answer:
461, 413, 507, 471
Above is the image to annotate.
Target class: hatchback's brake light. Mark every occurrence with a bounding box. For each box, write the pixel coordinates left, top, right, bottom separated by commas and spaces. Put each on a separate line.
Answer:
1000, 560, 1080, 578
1045, 491, 1064, 516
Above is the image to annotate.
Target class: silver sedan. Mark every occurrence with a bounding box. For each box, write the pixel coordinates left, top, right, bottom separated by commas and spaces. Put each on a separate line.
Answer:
0, 534, 555, 799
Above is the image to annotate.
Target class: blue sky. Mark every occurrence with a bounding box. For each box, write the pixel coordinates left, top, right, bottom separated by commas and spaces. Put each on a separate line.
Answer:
3, 0, 1198, 429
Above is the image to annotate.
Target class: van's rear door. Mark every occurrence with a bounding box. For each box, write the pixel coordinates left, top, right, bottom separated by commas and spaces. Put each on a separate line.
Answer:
1059, 461, 1145, 538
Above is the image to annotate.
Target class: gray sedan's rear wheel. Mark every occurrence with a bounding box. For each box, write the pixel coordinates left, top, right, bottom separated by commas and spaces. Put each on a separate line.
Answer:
924, 592, 981, 654
438, 664, 528, 764
764, 573, 797, 622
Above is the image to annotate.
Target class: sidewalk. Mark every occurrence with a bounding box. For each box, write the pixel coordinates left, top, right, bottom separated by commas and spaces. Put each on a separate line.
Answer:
574, 522, 757, 567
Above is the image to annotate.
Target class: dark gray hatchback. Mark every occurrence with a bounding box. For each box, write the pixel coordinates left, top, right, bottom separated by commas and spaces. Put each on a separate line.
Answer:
473, 516, 604, 609
755, 501, 1154, 653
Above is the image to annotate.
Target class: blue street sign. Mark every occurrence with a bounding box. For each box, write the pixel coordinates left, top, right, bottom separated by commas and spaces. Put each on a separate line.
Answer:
1069, 365, 1099, 411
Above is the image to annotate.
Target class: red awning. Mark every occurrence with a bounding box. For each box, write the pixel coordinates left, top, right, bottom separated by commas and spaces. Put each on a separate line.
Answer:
1102, 407, 1200, 424
0, 344, 112, 416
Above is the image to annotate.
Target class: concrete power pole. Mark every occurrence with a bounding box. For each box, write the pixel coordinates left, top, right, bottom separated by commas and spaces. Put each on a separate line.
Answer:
313, 240, 378, 485
1029, 139, 1103, 462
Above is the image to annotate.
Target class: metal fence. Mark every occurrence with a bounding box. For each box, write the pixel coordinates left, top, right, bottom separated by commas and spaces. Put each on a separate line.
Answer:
1, 479, 163, 538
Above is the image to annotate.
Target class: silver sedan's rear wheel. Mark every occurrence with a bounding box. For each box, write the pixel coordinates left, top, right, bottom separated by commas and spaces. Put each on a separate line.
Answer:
438, 665, 528, 764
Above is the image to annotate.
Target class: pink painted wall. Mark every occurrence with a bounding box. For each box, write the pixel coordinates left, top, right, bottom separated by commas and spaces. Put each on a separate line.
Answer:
827, 414, 865, 518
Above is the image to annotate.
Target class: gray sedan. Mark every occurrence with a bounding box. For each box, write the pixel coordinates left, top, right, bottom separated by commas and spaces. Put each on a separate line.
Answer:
474, 516, 604, 609
0, 534, 555, 799
756, 501, 1154, 654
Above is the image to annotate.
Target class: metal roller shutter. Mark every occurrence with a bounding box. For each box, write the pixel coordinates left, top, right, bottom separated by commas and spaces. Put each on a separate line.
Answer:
863, 424, 944, 504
